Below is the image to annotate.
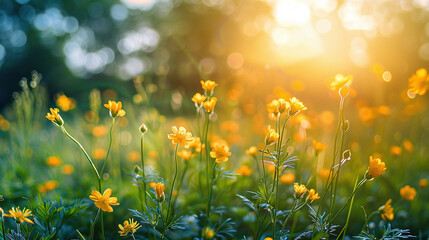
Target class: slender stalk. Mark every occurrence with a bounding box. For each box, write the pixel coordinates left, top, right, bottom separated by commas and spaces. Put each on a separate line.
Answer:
172, 159, 190, 215
60, 126, 101, 189
338, 177, 359, 240
100, 212, 105, 240
330, 178, 366, 223
260, 145, 268, 198
101, 118, 115, 181
279, 199, 299, 233
203, 114, 210, 198
360, 211, 378, 233
16, 223, 20, 239
140, 134, 147, 208
166, 144, 179, 223
90, 209, 101, 240
206, 162, 218, 222
1, 217, 5, 240
131, 234, 136, 240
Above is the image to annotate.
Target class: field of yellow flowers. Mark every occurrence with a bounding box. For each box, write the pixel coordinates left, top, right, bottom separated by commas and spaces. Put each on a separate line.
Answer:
0, 69, 428, 240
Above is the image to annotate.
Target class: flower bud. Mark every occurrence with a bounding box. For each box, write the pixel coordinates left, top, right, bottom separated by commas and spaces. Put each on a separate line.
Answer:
139, 123, 148, 134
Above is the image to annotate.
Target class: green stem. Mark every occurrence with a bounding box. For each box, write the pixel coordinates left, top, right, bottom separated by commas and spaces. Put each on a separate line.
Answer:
203, 114, 210, 199
330, 178, 366, 224
100, 212, 105, 240
61, 126, 101, 191
90, 209, 101, 240
1, 217, 5, 240
260, 145, 268, 199
360, 211, 378, 233
140, 134, 147, 209
280, 199, 299, 234
206, 162, 217, 222
166, 144, 179, 223
172, 160, 190, 216
337, 177, 359, 240
101, 118, 115, 183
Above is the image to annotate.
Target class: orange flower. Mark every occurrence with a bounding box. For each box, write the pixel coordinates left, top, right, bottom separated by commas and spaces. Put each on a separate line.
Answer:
210, 142, 232, 163
46, 108, 64, 126
56, 94, 76, 112
390, 146, 402, 156
245, 146, 258, 156
265, 126, 279, 145
280, 173, 295, 184
294, 183, 307, 196
318, 168, 330, 180
127, 151, 140, 162
93, 148, 106, 160
400, 185, 416, 201
367, 156, 386, 179
92, 125, 108, 137
46, 156, 62, 166
192, 93, 206, 107
104, 100, 126, 118
312, 140, 327, 154
89, 188, 120, 212
167, 126, 193, 148
189, 137, 202, 152
203, 97, 217, 113
379, 199, 394, 221
177, 150, 195, 161
288, 97, 307, 116
419, 179, 428, 188
236, 165, 252, 176
307, 189, 320, 202
155, 182, 165, 201
408, 68, 429, 96
62, 164, 74, 175
201, 80, 218, 94
402, 139, 413, 152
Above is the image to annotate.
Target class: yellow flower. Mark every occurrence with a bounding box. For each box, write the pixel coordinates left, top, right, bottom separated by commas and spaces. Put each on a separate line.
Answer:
419, 179, 428, 188
400, 185, 416, 201
236, 165, 252, 176
89, 188, 120, 212
155, 182, 165, 201
367, 156, 386, 179
379, 199, 394, 221
265, 126, 279, 146
192, 93, 207, 107
246, 146, 258, 156
149, 182, 156, 189
62, 164, 74, 175
118, 218, 141, 237
294, 183, 307, 196
92, 125, 108, 137
203, 227, 215, 239
264, 238, 273, 240
46, 108, 64, 126
280, 173, 295, 185
331, 74, 353, 97
4, 207, 34, 224
46, 156, 62, 166
312, 140, 327, 154
408, 68, 429, 96
307, 189, 320, 202
267, 99, 280, 118
189, 137, 202, 152
167, 126, 193, 148
288, 97, 307, 116
104, 100, 126, 118
203, 97, 217, 113
56, 94, 76, 112
210, 142, 232, 163
201, 80, 218, 94
177, 150, 195, 161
